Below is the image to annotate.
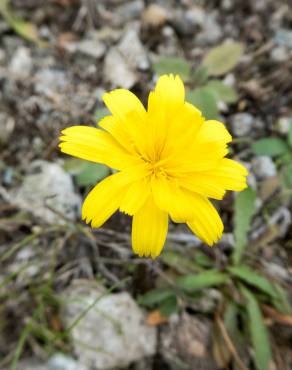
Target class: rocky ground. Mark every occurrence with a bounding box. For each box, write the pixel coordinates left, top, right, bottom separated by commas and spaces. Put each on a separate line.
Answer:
0, 0, 292, 370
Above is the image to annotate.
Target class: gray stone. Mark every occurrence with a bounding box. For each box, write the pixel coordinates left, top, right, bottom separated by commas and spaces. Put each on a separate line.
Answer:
0, 112, 14, 144
275, 116, 292, 134
14, 160, 81, 224
161, 313, 217, 370
104, 47, 138, 89
116, 0, 144, 21
118, 27, 150, 71
48, 354, 89, 370
230, 113, 253, 136
61, 284, 157, 369
35, 68, 68, 95
74, 38, 106, 59
10, 354, 88, 370
9, 46, 32, 77
252, 156, 277, 179
196, 13, 222, 44
104, 27, 149, 88
270, 46, 289, 62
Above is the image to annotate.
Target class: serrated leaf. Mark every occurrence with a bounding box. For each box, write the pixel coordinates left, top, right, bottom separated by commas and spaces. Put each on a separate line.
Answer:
252, 138, 290, 157
138, 288, 175, 307
95, 108, 110, 122
228, 266, 278, 299
202, 42, 244, 76
76, 162, 109, 186
176, 270, 228, 292
241, 287, 272, 370
206, 80, 238, 103
153, 56, 191, 80
233, 187, 257, 265
186, 87, 219, 119
0, 0, 45, 46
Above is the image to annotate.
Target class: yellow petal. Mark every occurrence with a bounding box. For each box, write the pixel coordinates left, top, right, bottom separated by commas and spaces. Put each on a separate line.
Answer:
102, 88, 146, 121
195, 119, 232, 144
153, 74, 185, 107
186, 194, 224, 246
180, 158, 248, 199
82, 165, 150, 227
132, 195, 168, 258
151, 176, 195, 222
59, 125, 142, 170
119, 177, 151, 215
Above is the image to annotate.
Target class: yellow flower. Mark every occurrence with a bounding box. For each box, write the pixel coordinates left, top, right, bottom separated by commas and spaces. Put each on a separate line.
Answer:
59, 74, 248, 258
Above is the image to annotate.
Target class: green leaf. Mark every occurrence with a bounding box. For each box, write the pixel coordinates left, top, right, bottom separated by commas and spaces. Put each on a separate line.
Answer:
76, 163, 109, 186
282, 163, 292, 189
0, 0, 45, 46
138, 288, 175, 307
271, 284, 291, 315
95, 108, 110, 122
228, 266, 278, 299
206, 80, 238, 103
186, 87, 219, 119
241, 287, 272, 370
161, 250, 198, 273
176, 270, 228, 292
252, 138, 290, 157
153, 57, 191, 80
202, 42, 244, 76
64, 159, 110, 186
159, 295, 178, 316
192, 65, 209, 86
233, 187, 257, 265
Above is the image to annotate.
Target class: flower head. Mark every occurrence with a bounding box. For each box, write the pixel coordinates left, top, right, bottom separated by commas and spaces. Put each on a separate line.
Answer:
59, 75, 248, 258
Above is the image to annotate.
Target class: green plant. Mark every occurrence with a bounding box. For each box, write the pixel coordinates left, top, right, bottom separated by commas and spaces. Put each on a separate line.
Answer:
138, 186, 291, 370
152, 41, 244, 119
252, 120, 292, 191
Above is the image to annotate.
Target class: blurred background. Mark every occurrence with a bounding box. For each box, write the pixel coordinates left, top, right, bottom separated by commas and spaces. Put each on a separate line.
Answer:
0, 0, 292, 369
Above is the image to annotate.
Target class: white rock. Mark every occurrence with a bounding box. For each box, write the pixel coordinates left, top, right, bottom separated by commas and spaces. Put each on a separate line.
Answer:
104, 47, 138, 89
276, 117, 292, 134
9, 354, 88, 370
252, 156, 277, 179
118, 28, 150, 71
161, 313, 217, 370
230, 113, 253, 136
270, 46, 289, 62
14, 160, 81, 224
10, 46, 32, 77
74, 38, 106, 59
61, 284, 157, 369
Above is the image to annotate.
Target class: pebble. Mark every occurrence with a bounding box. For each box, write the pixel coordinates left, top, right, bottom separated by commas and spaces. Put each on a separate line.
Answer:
61, 283, 157, 369
252, 156, 277, 179
161, 313, 217, 370
14, 160, 81, 224
275, 116, 292, 135
270, 46, 289, 62
230, 112, 253, 136
196, 13, 223, 44
9, 46, 32, 77
35, 68, 68, 95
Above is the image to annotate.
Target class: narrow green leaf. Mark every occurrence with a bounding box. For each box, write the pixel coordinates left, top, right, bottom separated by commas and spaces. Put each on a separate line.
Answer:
228, 266, 278, 298
252, 138, 290, 157
192, 65, 209, 86
186, 87, 219, 119
233, 187, 257, 265
0, 0, 45, 46
206, 80, 238, 103
202, 42, 244, 76
161, 250, 198, 273
153, 57, 191, 80
138, 288, 175, 307
176, 270, 228, 292
241, 287, 272, 370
